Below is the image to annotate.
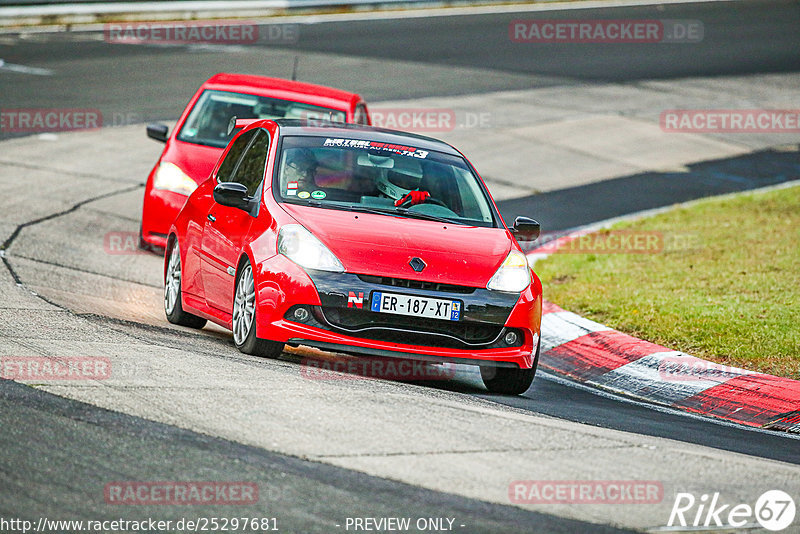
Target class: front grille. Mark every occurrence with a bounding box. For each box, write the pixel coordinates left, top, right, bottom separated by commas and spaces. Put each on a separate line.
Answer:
356, 274, 475, 294
317, 306, 503, 348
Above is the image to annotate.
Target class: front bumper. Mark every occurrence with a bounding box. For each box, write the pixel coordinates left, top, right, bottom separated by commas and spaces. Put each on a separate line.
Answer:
254, 257, 541, 369
141, 186, 191, 249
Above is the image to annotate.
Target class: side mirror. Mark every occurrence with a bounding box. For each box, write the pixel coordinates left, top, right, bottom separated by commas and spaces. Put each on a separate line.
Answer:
213, 182, 251, 211
146, 123, 169, 143
511, 216, 540, 242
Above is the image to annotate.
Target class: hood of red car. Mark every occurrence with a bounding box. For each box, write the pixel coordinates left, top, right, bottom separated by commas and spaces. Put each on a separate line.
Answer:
282, 204, 513, 287
163, 139, 223, 184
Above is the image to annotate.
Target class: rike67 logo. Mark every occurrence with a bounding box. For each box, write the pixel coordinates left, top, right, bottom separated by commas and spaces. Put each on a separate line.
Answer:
668, 490, 796, 531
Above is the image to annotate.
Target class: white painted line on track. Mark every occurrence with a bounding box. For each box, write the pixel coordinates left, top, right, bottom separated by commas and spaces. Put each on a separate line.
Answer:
0, 58, 52, 75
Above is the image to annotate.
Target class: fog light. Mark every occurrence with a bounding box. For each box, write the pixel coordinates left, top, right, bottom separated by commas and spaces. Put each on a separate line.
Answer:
293, 307, 310, 323
503, 330, 519, 346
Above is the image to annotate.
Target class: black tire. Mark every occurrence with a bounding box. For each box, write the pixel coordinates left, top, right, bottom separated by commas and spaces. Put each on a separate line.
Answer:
480, 338, 540, 395
164, 238, 207, 329
233, 259, 284, 359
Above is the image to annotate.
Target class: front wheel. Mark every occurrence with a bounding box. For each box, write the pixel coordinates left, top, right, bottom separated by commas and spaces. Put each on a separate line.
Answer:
164, 239, 207, 329
232, 259, 284, 359
480, 338, 540, 395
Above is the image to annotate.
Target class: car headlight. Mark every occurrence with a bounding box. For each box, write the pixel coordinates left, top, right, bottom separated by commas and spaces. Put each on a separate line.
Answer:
153, 162, 198, 196
278, 224, 345, 273
486, 250, 531, 292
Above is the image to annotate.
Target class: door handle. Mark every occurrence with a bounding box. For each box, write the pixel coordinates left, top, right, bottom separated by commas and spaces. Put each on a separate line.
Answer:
207, 214, 216, 222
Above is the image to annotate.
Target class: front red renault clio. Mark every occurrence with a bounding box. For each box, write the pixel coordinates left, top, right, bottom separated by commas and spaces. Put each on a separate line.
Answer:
166, 119, 543, 394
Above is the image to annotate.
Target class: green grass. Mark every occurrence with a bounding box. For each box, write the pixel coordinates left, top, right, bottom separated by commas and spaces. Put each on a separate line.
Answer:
535, 184, 800, 379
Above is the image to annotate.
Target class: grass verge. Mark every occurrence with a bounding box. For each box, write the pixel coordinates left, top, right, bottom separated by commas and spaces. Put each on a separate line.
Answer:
534, 184, 800, 379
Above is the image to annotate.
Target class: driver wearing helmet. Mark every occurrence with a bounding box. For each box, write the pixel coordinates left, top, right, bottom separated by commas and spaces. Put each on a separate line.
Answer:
375, 170, 430, 207
284, 148, 319, 191
199, 104, 232, 142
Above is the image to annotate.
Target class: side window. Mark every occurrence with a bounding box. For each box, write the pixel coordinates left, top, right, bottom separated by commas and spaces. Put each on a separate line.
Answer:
454, 168, 492, 223
234, 130, 270, 197
217, 130, 256, 183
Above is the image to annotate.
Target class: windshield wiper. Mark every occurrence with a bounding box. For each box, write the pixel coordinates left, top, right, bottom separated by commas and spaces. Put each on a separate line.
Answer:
393, 207, 455, 224
290, 201, 398, 217
345, 205, 403, 217
346, 205, 455, 224
297, 201, 457, 224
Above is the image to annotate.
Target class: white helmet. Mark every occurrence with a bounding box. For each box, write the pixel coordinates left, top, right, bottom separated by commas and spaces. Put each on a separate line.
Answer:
375, 172, 411, 200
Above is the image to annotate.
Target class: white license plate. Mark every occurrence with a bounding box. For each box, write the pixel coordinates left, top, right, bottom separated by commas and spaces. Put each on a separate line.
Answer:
370, 291, 461, 321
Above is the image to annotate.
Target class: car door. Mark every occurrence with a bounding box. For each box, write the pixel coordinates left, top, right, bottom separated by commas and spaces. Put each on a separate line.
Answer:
200, 128, 270, 313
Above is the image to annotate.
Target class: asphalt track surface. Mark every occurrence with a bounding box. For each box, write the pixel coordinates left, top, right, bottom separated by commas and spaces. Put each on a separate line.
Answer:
2, 0, 800, 138
498, 147, 800, 232
272, 0, 800, 81
1, 379, 630, 533
1, 0, 800, 530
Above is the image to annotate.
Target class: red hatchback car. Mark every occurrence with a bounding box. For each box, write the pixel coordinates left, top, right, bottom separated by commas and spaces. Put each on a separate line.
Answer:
140, 73, 370, 250
165, 119, 543, 394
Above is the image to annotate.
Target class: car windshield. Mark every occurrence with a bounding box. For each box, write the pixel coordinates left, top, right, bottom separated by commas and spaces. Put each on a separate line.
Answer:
275, 135, 496, 227
177, 90, 347, 148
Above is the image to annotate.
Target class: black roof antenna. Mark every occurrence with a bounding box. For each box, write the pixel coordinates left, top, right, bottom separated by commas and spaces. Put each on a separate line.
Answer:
291, 56, 299, 81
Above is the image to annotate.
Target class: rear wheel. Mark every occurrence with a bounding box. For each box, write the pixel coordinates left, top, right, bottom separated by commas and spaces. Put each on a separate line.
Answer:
480, 338, 540, 395
233, 259, 284, 359
164, 239, 207, 329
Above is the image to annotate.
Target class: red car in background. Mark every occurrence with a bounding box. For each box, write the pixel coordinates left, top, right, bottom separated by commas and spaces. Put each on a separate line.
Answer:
140, 73, 371, 250
164, 119, 543, 394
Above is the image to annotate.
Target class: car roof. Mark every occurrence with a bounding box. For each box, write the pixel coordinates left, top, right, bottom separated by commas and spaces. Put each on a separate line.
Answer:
202, 73, 362, 110
270, 119, 462, 157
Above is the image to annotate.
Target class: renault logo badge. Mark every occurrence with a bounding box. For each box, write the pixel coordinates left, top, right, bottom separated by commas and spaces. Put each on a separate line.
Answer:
409, 257, 426, 272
